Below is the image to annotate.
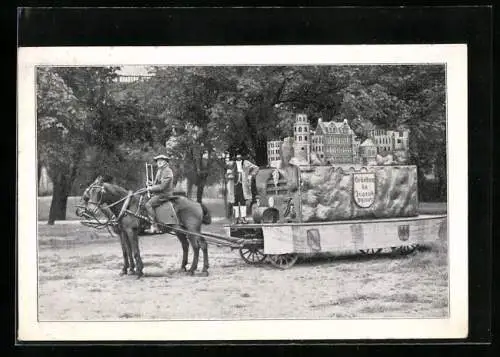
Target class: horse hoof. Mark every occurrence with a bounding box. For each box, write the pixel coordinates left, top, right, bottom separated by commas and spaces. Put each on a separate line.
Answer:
200, 271, 209, 277
136, 272, 144, 279
186, 270, 195, 276
129, 269, 136, 275
178, 267, 187, 273
120, 270, 127, 276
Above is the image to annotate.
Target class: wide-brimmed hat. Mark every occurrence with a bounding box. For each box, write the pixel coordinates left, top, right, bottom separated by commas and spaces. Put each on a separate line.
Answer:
153, 154, 169, 161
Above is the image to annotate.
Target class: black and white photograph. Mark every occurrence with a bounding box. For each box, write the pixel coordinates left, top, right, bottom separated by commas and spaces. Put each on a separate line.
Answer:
17, 45, 468, 341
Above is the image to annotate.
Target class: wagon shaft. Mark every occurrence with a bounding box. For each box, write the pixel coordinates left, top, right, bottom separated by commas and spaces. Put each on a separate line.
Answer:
157, 222, 263, 249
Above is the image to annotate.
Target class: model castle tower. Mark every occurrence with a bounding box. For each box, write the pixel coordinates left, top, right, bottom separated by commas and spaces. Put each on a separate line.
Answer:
293, 113, 311, 165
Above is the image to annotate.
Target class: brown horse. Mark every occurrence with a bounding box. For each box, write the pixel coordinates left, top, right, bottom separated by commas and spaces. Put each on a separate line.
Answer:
78, 175, 212, 278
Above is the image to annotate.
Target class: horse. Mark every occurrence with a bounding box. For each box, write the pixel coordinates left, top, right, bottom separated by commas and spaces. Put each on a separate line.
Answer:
77, 175, 212, 278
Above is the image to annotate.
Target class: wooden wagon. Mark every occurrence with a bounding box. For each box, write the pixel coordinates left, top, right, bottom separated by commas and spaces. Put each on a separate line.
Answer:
224, 164, 447, 269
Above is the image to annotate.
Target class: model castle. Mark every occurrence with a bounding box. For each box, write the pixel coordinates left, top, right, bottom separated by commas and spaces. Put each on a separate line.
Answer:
267, 114, 410, 167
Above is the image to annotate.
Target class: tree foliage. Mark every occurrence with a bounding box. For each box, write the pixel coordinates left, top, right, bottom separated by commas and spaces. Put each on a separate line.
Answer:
37, 67, 88, 223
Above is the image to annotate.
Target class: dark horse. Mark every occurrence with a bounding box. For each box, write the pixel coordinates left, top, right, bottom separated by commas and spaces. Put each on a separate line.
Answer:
78, 175, 212, 278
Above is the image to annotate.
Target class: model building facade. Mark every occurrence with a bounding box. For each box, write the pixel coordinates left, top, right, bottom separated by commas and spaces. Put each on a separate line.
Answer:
267, 114, 409, 167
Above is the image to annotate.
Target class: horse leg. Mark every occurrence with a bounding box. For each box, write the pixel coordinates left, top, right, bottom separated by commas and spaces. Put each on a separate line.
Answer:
119, 226, 135, 275
176, 232, 189, 272
119, 232, 129, 276
187, 235, 200, 276
199, 237, 209, 277
127, 228, 144, 279
125, 236, 136, 275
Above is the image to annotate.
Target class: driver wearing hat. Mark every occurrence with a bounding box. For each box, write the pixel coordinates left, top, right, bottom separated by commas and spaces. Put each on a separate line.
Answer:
144, 154, 174, 234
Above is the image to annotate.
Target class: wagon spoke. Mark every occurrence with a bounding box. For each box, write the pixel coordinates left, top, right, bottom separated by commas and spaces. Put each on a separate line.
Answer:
391, 244, 418, 256
239, 246, 267, 265
268, 253, 298, 269
359, 248, 383, 256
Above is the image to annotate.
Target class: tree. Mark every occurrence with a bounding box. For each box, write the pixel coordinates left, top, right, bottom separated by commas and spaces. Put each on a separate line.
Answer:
37, 67, 87, 224
56, 67, 160, 192
146, 67, 234, 202
37, 66, 143, 224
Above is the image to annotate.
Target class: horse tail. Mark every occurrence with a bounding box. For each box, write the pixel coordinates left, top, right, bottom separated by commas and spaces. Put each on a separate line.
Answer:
201, 203, 211, 225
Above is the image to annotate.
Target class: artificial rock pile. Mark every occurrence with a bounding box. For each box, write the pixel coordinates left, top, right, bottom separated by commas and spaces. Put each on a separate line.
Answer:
299, 165, 419, 222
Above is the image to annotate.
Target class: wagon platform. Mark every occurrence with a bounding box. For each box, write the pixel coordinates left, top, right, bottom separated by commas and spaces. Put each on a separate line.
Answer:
224, 214, 447, 269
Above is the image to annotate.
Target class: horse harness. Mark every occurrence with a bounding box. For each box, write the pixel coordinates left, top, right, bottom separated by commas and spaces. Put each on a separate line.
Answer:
79, 184, 150, 233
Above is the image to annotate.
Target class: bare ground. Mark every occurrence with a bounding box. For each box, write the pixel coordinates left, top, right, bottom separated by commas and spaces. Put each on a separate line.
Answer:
37, 221, 448, 321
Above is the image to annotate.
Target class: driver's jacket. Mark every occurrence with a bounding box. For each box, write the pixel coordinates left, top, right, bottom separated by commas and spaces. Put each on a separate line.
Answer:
149, 166, 174, 197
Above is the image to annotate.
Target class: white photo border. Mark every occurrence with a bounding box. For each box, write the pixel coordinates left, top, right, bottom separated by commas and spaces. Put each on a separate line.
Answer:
17, 45, 468, 341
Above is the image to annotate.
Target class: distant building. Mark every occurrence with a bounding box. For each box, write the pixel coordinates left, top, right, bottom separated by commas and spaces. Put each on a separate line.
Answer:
267, 140, 283, 168
359, 138, 378, 165
313, 118, 356, 164
267, 113, 410, 167
115, 74, 154, 83
369, 129, 393, 153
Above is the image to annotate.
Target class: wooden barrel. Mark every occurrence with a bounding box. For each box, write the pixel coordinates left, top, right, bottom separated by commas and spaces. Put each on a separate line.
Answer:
253, 206, 279, 223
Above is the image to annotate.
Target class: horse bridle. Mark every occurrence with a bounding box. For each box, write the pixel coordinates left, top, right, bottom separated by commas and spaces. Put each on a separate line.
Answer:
75, 183, 110, 227
84, 184, 106, 207
76, 182, 143, 232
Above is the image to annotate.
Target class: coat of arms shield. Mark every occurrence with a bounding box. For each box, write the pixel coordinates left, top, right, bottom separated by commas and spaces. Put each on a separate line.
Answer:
353, 173, 376, 208
306, 229, 321, 252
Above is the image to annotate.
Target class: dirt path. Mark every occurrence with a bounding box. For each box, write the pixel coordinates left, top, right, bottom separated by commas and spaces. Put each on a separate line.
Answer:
37, 222, 448, 321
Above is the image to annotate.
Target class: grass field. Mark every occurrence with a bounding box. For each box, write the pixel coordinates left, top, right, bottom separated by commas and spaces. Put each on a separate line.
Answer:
37, 196, 446, 222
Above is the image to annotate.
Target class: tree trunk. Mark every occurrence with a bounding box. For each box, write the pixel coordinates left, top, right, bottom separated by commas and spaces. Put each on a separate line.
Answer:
254, 136, 268, 167
196, 176, 207, 203
222, 176, 228, 218
187, 178, 193, 200
38, 162, 42, 189
243, 112, 269, 167
435, 149, 447, 201
417, 166, 426, 202
48, 172, 70, 225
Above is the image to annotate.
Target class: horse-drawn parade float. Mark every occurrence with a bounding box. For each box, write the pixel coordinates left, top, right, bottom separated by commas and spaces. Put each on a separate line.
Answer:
77, 113, 447, 274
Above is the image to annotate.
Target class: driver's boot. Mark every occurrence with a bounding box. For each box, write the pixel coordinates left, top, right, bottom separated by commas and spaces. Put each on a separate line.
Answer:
145, 210, 161, 234
145, 222, 161, 234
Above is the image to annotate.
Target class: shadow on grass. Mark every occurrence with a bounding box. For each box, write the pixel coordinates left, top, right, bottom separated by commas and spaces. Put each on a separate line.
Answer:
297, 250, 407, 267
383, 292, 422, 304
118, 312, 141, 319
280, 241, 447, 270
358, 303, 392, 314
143, 261, 163, 268
39, 274, 74, 282
142, 272, 170, 278
310, 292, 382, 309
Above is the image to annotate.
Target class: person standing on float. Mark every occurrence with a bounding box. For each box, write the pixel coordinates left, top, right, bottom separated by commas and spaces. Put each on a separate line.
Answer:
226, 153, 258, 224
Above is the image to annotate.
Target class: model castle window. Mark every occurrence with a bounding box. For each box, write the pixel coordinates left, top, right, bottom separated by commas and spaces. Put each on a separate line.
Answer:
267, 114, 410, 167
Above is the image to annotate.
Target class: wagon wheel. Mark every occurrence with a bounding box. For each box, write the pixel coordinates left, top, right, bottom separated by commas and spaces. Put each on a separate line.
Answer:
239, 246, 266, 265
267, 254, 299, 270
391, 244, 418, 256
359, 248, 383, 255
